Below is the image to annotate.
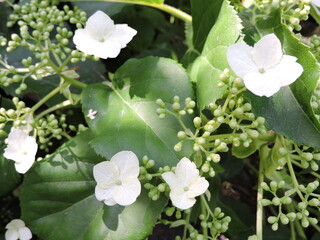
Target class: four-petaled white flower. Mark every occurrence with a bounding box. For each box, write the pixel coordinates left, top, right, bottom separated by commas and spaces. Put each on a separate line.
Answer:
162, 157, 209, 210
73, 10, 137, 59
5, 219, 32, 240
3, 128, 38, 174
87, 109, 98, 120
227, 33, 303, 97
93, 151, 141, 206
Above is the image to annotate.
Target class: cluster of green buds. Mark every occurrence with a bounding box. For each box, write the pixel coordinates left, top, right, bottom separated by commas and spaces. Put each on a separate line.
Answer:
156, 96, 196, 119
0, 97, 30, 137
139, 155, 168, 201
198, 207, 231, 239
253, 0, 310, 31
0, 0, 89, 93
278, 142, 320, 171
261, 180, 319, 231
308, 35, 320, 62
311, 79, 320, 120
35, 113, 68, 152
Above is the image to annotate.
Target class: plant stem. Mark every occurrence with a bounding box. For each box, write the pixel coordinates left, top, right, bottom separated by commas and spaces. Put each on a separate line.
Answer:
256, 158, 264, 240
286, 155, 305, 201
201, 196, 208, 239
66, 0, 192, 22
35, 100, 72, 120
60, 73, 87, 89
22, 84, 65, 119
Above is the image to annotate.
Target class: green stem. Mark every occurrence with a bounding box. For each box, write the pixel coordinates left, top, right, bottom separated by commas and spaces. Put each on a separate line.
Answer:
35, 100, 72, 120
286, 155, 305, 201
256, 158, 264, 240
66, 0, 192, 22
183, 211, 191, 240
60, 73, 87, 89
201, 196, 208, 239
22, 84, 66, 119
311, 222, 320, 232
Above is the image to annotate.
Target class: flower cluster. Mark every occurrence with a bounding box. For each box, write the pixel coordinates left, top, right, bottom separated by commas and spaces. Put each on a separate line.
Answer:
93, 151, 209, 210
227, 34, 303, 97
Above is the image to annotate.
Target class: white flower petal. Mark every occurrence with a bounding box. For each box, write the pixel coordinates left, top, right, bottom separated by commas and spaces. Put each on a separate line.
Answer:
113, 179, 141, 206
227, 42, 257, 78
107, 24, 137, 48
18, 227, 32, 240
170, 191, 196, 210
161, 172, 181, 192
94, 185, 117, 203
5, 229, 19, 240
188, 177, 209, 197
312, 0, 320, 7
73, 29, 122, 59
111, 151, 140, 179
93, 161, 118, 187
175, 158, 199, 185
243, 71, 282, 97
252, 34, 283, 69
104, 198, 117, 206
268, 55, 303, 87
6, 219, 25, 229
85, 10, 115, 40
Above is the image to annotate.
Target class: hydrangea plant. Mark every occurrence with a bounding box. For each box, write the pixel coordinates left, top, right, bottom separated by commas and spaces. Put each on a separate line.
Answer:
0, 0, 320, 240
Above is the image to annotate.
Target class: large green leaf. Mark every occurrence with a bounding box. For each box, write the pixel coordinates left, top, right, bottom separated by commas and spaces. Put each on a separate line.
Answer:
189, 0, 242, 109
245, 10, 320, 149
20, 131, 167, 240
190, 0, 224, 52
82, 57, 194, 168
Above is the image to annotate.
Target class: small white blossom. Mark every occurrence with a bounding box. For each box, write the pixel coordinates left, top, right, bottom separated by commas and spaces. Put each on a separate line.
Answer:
73, 10, 137, 59
5, 219, 32, 240
93, 151, 141, 206
3, 128, 38, 174
162, 157, 209, 210
227, 33, 303, 97
86, 109, 98, 120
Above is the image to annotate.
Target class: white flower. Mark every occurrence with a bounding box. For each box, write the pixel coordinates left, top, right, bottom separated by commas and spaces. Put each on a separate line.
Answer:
227, 33, 303, 97
86, 109, 97, 120
3, 128, 38, 174
162, 157, 209, 210
5, 219, 32, 240
73, 10, 137, 59
93, 151, 141, 206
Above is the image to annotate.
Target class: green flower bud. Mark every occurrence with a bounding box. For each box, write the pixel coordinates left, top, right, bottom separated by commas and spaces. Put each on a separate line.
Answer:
193, 117, 202, 128
271, 223, 278, 231
267, 216, 277, 224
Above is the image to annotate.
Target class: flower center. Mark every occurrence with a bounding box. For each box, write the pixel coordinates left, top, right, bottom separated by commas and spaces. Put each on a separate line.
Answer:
183, 186, 189, 192
99, 38, 105, 42
259, 68, 265, 73
115, 180, 122, 186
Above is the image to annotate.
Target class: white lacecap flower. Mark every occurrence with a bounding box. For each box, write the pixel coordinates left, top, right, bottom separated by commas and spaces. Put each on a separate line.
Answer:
93, 151, 141, 206
5, 219, 32, 240
73, 10, 137, 59
3, 128, 38, 174
227, 33, 303, 97
162, 157, 209, 210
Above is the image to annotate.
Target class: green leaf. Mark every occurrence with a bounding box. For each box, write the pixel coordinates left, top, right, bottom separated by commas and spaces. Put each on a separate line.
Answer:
0, 148, 21, 196
82, 57, 194, 167
190, 0, 224, 52
20, 131, 167, 240
246, 10, 320, 149
189, 0, 242, 109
